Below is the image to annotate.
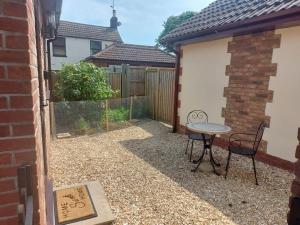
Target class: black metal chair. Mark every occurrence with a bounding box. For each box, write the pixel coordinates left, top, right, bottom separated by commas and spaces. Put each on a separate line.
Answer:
225, 121, 267, 185
185, 110, 210, 161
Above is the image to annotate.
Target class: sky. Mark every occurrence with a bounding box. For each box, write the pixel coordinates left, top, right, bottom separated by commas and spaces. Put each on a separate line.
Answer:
61, 0, 215, 46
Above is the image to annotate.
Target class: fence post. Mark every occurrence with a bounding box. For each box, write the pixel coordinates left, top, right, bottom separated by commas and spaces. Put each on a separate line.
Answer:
156, 68, 160, 121
50, 102, 56, 139
130, 96, 133, 121
105, 100, 109, 131
121, 64, 129, 98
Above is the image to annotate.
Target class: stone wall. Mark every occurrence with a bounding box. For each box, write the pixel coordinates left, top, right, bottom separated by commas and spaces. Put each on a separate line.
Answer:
222, 30, 281, 151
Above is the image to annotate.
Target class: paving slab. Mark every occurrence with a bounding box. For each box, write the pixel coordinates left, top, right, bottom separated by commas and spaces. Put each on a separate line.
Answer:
54, 181, 114, 225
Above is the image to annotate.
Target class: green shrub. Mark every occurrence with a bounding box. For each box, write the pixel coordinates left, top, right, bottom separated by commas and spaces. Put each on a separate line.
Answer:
109, 107, 130, 122
74, 117, 91, 134
54, 62, 115, 101
100, 107, 129, 126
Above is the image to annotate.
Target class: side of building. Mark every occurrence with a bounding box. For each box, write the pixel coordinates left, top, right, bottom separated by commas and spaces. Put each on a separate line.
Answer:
0, 0, 61, 224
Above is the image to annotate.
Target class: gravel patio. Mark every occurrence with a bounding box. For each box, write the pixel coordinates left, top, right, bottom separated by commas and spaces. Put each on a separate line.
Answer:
49, 120, 293, 225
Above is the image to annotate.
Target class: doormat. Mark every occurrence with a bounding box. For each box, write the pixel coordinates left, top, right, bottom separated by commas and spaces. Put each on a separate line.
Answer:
54, 185, 97, 225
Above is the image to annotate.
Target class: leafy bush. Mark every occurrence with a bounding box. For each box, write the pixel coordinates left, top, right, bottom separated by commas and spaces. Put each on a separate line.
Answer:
100, 107, 129, 125
109, 107, 130, 122
74, 117, 91, 134
54, 62, 114, 101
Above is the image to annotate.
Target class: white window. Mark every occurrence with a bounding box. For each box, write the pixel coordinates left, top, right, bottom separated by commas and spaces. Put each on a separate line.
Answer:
90, 40, 102, 55
52, 37, 66, 57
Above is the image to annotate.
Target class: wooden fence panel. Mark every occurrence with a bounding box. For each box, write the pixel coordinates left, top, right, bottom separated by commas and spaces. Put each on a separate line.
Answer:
106, 72, 121, 97
145, 68, 175, 124
145, 69, 159, 120
158, 69, 175, 123
128, 66, 146, 96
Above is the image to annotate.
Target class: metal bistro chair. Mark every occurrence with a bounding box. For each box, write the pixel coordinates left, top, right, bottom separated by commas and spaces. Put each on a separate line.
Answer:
185, 110, 210, 161
225, 121, 267, 185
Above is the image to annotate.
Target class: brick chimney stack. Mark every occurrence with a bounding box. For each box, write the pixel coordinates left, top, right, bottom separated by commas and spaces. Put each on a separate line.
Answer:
110, 9, 121, 30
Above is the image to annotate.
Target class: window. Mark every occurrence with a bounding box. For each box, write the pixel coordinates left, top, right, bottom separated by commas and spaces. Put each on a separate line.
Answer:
53, 37, 66, 57
90, 40, 102, 55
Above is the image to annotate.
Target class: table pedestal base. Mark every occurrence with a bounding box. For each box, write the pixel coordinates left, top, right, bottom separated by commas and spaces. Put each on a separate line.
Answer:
191, 135, 221, 175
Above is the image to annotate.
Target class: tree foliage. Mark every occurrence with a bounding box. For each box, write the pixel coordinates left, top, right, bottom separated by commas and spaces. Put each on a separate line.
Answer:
55, 62, 114, 101
157, 11, 196, 51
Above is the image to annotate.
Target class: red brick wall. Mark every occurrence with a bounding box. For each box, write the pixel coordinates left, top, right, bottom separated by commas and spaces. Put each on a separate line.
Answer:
222, 30, 281, 151
0, 0, 49, 224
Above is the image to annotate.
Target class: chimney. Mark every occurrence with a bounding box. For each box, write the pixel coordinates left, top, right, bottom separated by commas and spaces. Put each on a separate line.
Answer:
110, 9, 121, 30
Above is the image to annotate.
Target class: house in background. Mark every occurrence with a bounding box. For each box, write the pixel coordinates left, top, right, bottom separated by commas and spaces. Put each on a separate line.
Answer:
51, 10, 122, 70
87, 43, 176, 68
162, 0, 300, 166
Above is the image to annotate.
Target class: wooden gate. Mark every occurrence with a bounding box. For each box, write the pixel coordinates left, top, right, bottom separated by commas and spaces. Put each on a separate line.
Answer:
145, 68, 175, 124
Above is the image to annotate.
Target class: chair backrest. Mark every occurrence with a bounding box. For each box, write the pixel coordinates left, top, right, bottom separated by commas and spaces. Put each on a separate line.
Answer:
186, 110, 208, 124
253, 121, 267, 152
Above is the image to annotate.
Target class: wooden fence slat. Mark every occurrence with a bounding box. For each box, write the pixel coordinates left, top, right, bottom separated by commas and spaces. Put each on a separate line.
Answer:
145, 67, 175, 124
106, 72, 122, 98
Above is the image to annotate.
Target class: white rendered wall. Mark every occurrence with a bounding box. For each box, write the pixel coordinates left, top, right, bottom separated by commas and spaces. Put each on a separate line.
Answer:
51, 37, 113, 70
179, 38, 232, 125
265, 26, 300, 162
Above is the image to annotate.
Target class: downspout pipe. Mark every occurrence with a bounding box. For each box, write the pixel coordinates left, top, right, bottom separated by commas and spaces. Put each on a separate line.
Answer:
169, 45, 181, 133
46, 27, 57, 141
47, 31, 57, 101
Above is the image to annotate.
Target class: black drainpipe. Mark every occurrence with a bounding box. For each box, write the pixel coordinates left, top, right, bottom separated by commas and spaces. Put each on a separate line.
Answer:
47, 35, 56, 101
46, 35, 57, 140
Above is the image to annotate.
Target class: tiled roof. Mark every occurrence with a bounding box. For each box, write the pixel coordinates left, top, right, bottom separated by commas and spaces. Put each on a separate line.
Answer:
89, 43, 176, 64
162, 0, 300, 43
57, 20, 123, 43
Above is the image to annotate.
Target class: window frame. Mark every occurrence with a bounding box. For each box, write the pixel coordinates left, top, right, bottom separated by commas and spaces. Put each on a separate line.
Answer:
90, 40, 102, 55
52, 37, 67, 57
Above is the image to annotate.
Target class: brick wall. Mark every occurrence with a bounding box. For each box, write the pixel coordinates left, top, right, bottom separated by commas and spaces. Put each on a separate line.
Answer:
176, 49, 184, 134
0, 0, 49, 224
222, 30, 281, 151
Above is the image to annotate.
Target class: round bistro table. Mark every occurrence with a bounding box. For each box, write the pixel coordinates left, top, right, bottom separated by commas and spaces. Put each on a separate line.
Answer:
186, 122, 231, 175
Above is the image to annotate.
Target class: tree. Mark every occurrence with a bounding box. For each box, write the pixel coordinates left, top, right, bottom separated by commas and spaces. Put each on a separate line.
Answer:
157, 11, 196, 51
54, 62, 114, 101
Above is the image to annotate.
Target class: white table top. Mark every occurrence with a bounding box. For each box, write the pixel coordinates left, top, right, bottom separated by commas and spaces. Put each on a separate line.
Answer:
187, 122, 231, 135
